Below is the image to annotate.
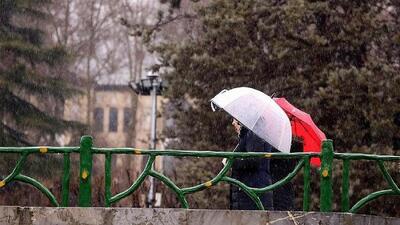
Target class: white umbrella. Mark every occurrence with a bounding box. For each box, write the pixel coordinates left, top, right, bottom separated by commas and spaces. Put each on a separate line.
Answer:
211, 87, 292, 153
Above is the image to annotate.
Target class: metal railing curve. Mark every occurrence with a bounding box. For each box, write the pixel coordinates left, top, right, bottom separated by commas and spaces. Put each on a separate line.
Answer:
0, 135, 399, 214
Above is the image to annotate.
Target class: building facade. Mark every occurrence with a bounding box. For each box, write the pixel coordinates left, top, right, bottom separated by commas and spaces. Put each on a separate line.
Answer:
63, 84, 164, 207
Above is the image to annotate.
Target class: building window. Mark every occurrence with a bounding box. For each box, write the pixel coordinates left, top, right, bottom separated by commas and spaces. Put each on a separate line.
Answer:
124, 107, 132, 132
109, 107, 118, 132
93, 108, 104, 132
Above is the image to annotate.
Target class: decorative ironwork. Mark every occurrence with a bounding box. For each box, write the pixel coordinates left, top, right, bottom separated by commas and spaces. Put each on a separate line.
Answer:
0, 136, 399, 214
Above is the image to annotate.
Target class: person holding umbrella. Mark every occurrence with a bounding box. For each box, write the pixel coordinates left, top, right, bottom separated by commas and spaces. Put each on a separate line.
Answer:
211, 87, 293, 210
270, 97, 327, 210
230, 119, 273, 210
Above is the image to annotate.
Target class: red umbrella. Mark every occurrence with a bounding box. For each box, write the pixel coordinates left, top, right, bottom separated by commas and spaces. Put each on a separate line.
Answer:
273, 97, 326, 167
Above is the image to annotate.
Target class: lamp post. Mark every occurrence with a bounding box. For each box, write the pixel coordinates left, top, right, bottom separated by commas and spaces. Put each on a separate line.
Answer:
148, 75, 159, 151
129, 73, 164, 208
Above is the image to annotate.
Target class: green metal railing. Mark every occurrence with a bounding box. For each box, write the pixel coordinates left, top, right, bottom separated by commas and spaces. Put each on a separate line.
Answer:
0, 135, 399, 213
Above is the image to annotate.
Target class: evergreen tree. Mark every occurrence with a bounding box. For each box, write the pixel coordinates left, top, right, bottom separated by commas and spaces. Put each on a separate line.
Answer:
151, 0, 400, 215
0, 0, 80, 146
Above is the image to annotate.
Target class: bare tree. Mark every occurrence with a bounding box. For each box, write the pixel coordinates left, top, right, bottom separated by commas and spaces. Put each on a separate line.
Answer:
45, 0, 163, 207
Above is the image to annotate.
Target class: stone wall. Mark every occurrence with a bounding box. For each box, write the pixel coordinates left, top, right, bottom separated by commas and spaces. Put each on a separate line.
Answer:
0, 207, 399, 225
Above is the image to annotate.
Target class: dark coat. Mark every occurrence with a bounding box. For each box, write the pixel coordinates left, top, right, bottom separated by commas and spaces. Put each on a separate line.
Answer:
230, 127, 273, 210
270, 139, 302, 210
270, 152, 295, 210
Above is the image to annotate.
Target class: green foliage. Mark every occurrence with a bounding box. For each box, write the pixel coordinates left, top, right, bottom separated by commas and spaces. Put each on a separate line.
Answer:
154, 0, 400, 216
0, 0, 83, 201
0, 0, 81, 146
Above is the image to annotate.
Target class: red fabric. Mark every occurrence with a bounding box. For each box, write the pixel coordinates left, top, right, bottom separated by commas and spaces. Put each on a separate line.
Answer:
274, 98, 327, 167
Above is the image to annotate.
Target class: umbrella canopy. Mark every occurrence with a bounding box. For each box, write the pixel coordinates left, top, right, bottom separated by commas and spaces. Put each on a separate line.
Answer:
211, 87, 292, 153
273, 97, 326, 166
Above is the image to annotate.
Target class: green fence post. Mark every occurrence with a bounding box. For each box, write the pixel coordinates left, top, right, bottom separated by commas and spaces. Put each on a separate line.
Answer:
78, 135, 93, 207
105, 153, 112, 207
320, 139, 334, 212
61, 153, 71, 207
